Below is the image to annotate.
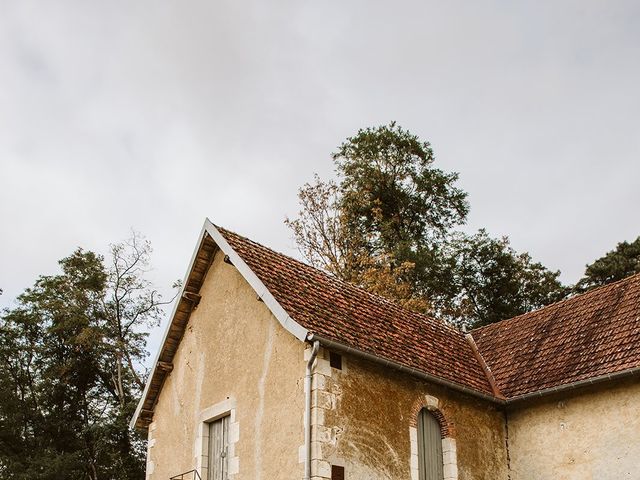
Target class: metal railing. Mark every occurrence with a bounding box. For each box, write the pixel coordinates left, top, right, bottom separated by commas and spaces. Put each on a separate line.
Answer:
170, 469, 202, 480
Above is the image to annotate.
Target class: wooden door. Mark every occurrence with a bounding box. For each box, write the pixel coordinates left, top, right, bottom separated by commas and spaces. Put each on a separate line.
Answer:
208, 416, 229, 480
417, 409, 444, 480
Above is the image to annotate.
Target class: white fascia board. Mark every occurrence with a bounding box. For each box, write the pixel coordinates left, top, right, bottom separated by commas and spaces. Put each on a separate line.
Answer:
129, 221, 211, 430
203, 219, 309, 342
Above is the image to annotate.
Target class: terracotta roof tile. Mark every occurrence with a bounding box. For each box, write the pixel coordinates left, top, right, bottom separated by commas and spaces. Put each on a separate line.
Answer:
219, 226, 640, 401
134, 224, 640, 428
471, 273, 640, 398
217, 226, 495, 396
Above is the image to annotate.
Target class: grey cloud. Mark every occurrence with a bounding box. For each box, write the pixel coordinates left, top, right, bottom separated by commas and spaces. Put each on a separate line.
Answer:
1, 0, 638, 353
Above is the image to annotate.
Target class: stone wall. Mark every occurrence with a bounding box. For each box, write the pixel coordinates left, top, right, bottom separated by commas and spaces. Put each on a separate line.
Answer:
307, 350, 509, 480
507, 378, 640, 480
147, 250, 306, 480
146, 243, 640, 480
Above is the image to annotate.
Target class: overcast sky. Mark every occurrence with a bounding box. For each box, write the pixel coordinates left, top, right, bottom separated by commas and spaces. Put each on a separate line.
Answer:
1, 1, 639, 350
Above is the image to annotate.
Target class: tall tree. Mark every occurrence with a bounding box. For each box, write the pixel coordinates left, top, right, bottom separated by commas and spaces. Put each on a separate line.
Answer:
0, 234, 172, 480
334, 122, 468, 262
287, 122, 567, 327
102, 232, 173, 407
442, 231, 566, 327
0, 250, 112, 479
575, 236, 640, 292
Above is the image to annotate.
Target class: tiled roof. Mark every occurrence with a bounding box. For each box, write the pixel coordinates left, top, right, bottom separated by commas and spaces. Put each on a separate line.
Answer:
134, 221, 640, 429
471, 273, 640, 399
217, 227, 495, 396
220, 227, 640, 401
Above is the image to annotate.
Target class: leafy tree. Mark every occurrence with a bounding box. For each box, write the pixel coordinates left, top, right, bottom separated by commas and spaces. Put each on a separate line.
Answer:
0, 250, 112, 480
286, 169, 432, 314
287, 122, 567, 327
0, 234, 173, 480
575, 236, 640, 292
442, 231, 567, 327
287, 123, 468, 314
285, 176, 358, 281
334, 122, 468, 262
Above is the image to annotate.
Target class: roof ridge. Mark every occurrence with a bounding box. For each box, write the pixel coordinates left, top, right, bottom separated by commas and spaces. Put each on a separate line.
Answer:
465, 333, 504, 399
215, 224, 462, 335
471, 270, 640, 334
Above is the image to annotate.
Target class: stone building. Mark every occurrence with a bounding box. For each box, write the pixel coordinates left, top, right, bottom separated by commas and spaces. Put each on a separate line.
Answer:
131, 219, 640, 480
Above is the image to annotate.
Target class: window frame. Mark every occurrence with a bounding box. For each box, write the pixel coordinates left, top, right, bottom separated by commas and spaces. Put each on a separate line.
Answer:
196, 398, 240, 480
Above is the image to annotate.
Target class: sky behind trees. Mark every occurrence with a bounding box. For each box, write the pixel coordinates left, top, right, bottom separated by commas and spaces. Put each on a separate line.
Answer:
1, 0, 639, 350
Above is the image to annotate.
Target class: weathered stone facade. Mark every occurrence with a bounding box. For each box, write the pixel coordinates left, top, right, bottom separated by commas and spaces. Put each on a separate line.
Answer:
147, 251, 306, 480
142, 224, 640, 480
305, 349, 509, 480
147, 250, 510, 480
507, 378, 640, 480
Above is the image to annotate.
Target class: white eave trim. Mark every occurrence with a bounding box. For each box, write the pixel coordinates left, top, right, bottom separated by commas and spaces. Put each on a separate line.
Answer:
130, 219, 308, 429
203, 219, 308, 342
129, 221, 210, 429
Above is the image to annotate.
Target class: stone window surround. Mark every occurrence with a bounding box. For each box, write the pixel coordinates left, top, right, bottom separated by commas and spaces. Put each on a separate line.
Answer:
409, 395, 458, 480
195, 398, 240, 480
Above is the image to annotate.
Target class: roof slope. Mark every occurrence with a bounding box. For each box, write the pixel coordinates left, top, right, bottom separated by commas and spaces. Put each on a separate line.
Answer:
471, 273, 640, 399
133, 221, 640, 428
218, 227, 495, 396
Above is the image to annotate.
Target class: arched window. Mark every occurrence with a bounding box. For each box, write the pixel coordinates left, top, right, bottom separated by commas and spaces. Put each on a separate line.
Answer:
417, 408, 444, 480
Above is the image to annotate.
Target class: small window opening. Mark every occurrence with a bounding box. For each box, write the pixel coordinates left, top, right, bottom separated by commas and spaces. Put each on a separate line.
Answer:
331, 465, 345, 480
329, 352, 342, 370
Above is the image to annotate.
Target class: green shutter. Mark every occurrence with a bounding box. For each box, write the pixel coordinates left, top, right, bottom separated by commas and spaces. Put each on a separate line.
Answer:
417, 410, 444, 480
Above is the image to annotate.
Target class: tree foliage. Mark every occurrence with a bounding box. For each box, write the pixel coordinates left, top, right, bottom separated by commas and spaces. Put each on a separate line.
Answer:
575, 236, 640, 292
285, 176, 358, 281
287, 122, 567, 327
286, 174, 432, 313
442, 231, 566, 327
0, 234, 173, 480
334, 122, 469, 255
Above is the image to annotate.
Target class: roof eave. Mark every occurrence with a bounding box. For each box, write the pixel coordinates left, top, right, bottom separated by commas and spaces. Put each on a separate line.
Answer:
308, 333, 505, 405
130, 221, 211, 430
505, 366, 640, 406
